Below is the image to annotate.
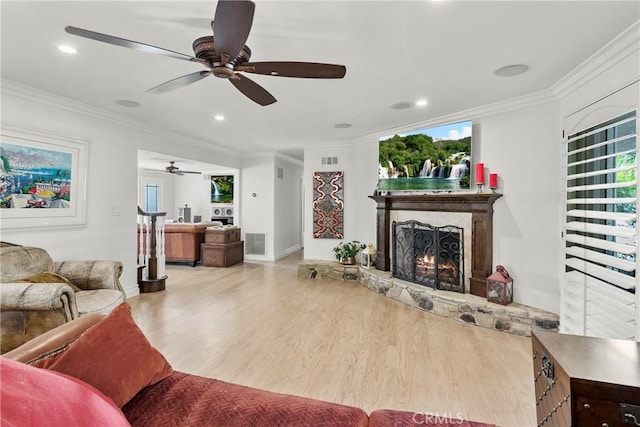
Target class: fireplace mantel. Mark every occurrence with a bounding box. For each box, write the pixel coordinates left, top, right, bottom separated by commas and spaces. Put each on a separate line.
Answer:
369, 193, 502, 297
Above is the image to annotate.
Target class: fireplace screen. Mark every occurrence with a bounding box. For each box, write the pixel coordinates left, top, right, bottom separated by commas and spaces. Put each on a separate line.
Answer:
392, 220, 465, 293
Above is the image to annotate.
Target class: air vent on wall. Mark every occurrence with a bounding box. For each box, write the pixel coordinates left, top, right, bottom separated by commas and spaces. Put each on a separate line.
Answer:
321, 156, 338, 165
245, 233, 266, 255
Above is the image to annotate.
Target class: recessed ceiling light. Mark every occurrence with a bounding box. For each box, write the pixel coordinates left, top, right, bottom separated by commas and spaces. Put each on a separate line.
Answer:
57, 45, 77, 54
415, 99, 428, 107
494, 64, 529, 77
115, 100, 141, 108
334, 123, 352, 129
214, 115, 225, 121
391, 102, 413, 110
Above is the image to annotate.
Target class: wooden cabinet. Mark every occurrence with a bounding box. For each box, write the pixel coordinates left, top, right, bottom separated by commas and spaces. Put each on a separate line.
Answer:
531, 331, 640, 427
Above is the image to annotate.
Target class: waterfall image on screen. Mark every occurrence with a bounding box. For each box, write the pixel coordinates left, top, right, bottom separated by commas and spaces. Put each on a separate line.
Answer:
378, 120, 472, 192
211, 175, 234, 203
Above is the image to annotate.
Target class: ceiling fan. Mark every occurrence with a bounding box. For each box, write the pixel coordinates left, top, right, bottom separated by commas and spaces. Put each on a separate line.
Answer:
165, 161, 201, 175
64, 0, 346, 106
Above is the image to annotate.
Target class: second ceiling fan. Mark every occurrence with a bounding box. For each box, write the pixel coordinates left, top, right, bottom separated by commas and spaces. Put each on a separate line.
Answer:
65, 0, 346, 106
165, 161, 201, 176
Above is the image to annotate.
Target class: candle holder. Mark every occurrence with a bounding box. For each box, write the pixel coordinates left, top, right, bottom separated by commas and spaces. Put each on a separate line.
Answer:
489, 173, 498, 193
477, 183, 485, 193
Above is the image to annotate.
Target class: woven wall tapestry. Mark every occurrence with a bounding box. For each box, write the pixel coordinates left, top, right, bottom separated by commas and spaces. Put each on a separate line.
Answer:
312, 171, 344, 239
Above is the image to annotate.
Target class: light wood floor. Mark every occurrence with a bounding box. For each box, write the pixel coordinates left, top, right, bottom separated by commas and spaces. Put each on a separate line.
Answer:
127, 252, 536, 426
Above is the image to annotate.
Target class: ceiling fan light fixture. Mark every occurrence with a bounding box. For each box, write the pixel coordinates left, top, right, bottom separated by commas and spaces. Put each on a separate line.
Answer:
494, 64, 529, 77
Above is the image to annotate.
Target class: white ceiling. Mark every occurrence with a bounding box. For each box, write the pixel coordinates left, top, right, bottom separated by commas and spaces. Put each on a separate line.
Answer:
2, 1, 639, 172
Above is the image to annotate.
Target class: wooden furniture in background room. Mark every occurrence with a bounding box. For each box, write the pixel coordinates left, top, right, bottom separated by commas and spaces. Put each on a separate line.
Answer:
164, 223, 219, 267
531, 331, 640, 427
201, 227, 244, 267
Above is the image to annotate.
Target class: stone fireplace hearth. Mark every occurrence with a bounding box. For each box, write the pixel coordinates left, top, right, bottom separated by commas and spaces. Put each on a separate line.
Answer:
296, 260, 560, 336
297, 192, 560, 336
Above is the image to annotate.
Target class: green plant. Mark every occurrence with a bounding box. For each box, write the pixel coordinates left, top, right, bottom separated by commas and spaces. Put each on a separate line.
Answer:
333, 240, 366, 261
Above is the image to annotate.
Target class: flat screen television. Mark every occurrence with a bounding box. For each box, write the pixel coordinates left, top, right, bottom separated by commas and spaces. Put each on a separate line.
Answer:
210, 175, 234, 203
378, 120, 472, 193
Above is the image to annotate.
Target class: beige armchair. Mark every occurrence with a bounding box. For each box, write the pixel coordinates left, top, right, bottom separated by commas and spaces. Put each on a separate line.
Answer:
0, 242, 124, 354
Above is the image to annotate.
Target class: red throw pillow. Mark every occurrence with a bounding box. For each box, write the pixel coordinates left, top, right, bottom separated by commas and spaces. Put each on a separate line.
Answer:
0, 358, 130, 426
30, 302, 173, 407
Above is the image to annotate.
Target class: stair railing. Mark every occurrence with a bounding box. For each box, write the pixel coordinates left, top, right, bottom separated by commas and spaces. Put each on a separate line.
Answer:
137, 207, 167, 289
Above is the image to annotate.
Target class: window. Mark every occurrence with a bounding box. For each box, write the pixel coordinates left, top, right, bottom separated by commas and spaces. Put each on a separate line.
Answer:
144, 182, 160, 212
563, 110, 637, 339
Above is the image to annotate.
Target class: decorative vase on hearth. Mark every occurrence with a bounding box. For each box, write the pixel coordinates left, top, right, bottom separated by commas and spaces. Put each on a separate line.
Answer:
340, 257, 356, 265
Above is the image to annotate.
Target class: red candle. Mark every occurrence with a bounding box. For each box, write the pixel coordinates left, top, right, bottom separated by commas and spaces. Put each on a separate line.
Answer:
475, 163, 485, 184
489, 173, 498, 188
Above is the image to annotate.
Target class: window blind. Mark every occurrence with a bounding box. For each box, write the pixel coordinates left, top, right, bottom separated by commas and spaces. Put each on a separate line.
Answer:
563, 110, 637, 340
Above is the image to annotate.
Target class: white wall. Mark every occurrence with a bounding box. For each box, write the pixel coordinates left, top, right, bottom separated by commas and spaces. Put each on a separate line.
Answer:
303, 143, 378, 260
274, 156, 304, 259
240, 155, 275, 260
478, 102, 561, 313
172, 173, 213, 222
1, 83, 241, 297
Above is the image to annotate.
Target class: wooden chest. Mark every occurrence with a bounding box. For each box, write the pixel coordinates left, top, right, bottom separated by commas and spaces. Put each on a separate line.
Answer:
201, 241, 244, 267
531, 331, 640, 427
204, 227, 241, 244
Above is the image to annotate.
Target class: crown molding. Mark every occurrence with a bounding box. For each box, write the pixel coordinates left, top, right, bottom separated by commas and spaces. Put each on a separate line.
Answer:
1, 79, 241, 159
551, 20, 640, 99
342, 89, 557, 147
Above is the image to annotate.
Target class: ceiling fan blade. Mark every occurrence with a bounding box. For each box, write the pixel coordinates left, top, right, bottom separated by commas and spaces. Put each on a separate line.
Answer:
147, 71, 212, 94
229, 74, 276, 106
65, 26, 205, 64
240, 62, 346, 79
180, 170, 202, 174
212, 0, 255, 64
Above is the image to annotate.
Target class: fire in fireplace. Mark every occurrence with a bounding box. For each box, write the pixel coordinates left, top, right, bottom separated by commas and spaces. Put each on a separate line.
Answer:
392, 220, 464, 292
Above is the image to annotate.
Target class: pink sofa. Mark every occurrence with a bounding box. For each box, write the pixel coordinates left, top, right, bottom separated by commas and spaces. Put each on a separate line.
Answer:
1, 304, 494, 427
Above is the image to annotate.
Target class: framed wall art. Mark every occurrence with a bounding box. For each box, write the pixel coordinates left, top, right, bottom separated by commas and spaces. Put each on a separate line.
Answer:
0, 125, 88, 230
312, 171, 344, 239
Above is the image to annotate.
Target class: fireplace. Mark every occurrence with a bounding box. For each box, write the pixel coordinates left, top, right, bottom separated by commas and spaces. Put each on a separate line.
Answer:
392, 221, 464, 292
369, 193, 502, 297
